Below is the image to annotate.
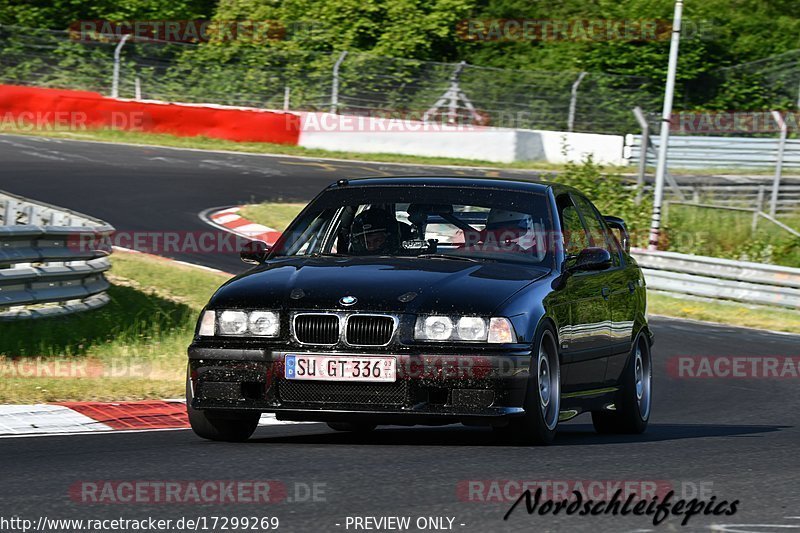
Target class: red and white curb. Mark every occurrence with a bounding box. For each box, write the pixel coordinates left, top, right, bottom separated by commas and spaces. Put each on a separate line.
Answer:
0, 401, 310, 437
207, 206, 282, 245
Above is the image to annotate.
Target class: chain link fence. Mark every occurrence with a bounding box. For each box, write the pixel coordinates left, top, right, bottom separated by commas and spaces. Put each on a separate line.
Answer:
0, 24, 661, 135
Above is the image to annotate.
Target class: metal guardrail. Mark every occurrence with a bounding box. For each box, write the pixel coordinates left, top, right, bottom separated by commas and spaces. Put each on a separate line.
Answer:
625, 134, 800, 170
632, 248, 800, 309
0, 190, 114, 319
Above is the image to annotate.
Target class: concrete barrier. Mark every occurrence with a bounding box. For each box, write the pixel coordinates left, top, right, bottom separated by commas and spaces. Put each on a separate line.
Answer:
296, 112, 625, 165
0, 85, 623, 164
0, 84, 300, 145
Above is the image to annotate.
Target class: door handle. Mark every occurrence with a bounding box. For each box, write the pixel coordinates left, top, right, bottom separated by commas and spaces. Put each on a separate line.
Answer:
628, 281, 636, 294
601, 287, 610, 300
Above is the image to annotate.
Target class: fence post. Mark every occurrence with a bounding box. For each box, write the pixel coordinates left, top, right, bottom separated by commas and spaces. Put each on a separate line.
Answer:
770, 110, 787, 217
3, 199, 16, 226
330, 51, 348, 114
567, 71, 587, 132
283, 86, 290, 112
134, 76, 142, 100
632, 107, 650, 205
753, 185, 765, 234
111, 34, 131, 98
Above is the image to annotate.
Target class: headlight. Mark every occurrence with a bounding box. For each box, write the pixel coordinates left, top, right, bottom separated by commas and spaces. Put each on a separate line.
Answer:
249, 311, 280, 337
457, 316, 487, 341
204, 309, 282, 337
418, 316, 453, 340
415, 315, 517, 343
218, 310, 248, 335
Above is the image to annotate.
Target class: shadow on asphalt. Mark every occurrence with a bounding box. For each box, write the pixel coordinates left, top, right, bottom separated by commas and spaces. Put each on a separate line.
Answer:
246, 422, 787, 447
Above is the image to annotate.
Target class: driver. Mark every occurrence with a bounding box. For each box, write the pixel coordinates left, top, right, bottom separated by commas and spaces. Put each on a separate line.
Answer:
349, 208, 399, 255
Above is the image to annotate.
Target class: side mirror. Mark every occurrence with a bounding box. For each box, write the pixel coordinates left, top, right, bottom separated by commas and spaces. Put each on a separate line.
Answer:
603, 216, 630, 254
568, 247, 612, 273
240, 240, 270, 264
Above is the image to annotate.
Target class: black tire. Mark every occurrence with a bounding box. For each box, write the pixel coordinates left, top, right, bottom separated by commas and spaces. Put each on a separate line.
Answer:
327, 422, 377, 433
496, 324, 561, 445
185, 368, 260, 442
592, 333, 652, 435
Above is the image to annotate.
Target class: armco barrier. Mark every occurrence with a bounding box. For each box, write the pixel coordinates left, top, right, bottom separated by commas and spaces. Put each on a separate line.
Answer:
0, 85, 300, 144
0, 190, 114, 320
632, 248, 800, 309
625, 134, 800, 170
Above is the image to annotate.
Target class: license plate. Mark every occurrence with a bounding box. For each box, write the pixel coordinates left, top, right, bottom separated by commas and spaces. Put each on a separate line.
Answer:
284, 355, 396, 382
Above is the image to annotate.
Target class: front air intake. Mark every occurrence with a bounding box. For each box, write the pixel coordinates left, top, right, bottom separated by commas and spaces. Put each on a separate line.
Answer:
293, 314, 340, 345
345, 315, 395, 346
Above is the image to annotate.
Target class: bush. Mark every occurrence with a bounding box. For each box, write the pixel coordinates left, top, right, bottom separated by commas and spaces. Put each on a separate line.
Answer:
547, 155, 653, 248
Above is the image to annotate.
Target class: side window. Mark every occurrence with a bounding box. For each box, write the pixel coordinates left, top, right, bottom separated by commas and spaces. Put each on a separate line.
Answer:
556, 194, 590, 256
573, 195, 622, 266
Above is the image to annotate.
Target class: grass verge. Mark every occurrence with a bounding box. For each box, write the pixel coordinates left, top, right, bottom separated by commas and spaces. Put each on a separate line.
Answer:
0, 250, 228, 403
664, 204, 800, 267
648, 292, 800, 334
238, 202, 307, 232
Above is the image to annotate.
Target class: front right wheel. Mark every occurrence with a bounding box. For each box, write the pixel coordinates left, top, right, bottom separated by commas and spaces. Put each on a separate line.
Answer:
592, 332, 652, 434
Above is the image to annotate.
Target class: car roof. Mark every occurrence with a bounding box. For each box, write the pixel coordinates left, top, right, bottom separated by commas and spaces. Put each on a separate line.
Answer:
329, 176, 554, 194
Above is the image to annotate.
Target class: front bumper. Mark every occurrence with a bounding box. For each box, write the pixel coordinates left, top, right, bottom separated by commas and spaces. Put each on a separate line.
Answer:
187, 346, 532, 425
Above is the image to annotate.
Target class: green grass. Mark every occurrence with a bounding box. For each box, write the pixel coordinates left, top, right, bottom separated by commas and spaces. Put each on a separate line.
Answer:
648, 292, 800, 334
0, 250, 228, 403
663, 204, 800, 267
238, 202, 307, 232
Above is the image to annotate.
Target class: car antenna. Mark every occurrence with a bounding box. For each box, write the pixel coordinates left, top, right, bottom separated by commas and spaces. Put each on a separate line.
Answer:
337, 178, 349, 187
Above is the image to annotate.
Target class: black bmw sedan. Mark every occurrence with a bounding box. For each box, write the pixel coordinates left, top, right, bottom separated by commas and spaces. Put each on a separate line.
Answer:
187, 177, 653, 445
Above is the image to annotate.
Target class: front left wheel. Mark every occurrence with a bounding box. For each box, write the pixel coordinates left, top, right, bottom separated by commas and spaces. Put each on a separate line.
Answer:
186, 369, 260, 442
496, 324, 561, 445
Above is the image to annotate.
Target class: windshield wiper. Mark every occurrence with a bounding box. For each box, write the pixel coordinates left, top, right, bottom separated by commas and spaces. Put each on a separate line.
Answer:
417, 253, 485, 263
308, 252, 349, 258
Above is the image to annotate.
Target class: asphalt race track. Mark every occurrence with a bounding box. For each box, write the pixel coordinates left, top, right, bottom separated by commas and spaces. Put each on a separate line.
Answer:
1, 134, 799, 532
0, 134, 530, 273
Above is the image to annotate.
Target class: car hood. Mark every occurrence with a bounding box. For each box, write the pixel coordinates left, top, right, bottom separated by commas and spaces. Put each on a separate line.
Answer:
209, 256, 550, 316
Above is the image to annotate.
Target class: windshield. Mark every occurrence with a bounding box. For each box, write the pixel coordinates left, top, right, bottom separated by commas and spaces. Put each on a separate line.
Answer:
270, 185, 554, 266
